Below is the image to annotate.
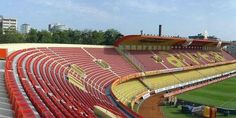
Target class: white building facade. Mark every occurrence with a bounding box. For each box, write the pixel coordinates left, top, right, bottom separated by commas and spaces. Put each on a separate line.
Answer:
48, 23, 67, 32
20, 24, 31, 34
0, 16, 17, 33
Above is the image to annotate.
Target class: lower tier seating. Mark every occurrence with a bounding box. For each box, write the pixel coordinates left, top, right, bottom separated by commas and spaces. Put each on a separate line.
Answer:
4, 46, 236, 118
5, 47, 139, 118
113, 80, 148, 106
173, 70, 204, 82
143, 74, 180, 89
142, 63, 236, 90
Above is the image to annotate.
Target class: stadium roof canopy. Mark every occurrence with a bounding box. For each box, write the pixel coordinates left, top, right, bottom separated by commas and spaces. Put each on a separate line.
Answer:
114, 35, 230, 47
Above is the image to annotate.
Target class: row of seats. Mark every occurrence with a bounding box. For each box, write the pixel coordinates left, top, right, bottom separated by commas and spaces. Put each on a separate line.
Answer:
27, 49, 90, 117
173, 70, 204, 82
4, 46, 236, 117
129, 49, 235, 71
142, 63, 236, 90
113, 80, 148, 106
214, 63, 236, 73
129, 51, 167, 71
85, 48, 138, 77
5, 49, 37, 118
5, 47, 139, 117
197, 67, 219, 77
143, 74, 180, 89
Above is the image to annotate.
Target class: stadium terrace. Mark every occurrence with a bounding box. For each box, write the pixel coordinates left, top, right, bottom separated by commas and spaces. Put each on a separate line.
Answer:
0, 34, 236, 118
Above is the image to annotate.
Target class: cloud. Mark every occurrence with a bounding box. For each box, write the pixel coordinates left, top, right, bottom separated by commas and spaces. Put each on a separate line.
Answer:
126, 0, 177, 13
25, 0, 111, 19
104, 0, 177, 14
210, 0, 236, 10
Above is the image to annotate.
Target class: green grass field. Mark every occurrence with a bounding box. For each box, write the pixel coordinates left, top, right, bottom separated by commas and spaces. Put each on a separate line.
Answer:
162, 77, 236, 118
177, 77, 236, 109
161, 106, 236, 118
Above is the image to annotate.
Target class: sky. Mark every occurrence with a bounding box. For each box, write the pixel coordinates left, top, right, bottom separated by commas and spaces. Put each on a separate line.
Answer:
0, 0, 236, 41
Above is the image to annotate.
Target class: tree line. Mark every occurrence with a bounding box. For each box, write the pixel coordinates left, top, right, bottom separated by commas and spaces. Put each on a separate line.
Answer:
0, 29, 123, 45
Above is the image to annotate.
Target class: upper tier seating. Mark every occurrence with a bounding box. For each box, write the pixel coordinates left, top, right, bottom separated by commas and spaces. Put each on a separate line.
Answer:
129, 51, 167, 71
129, 49, 235, 71
85, 48, 138, 77
5, 47, 138, 117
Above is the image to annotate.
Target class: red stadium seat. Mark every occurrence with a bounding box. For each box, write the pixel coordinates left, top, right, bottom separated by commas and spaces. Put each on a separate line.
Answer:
5, 46, 235, 118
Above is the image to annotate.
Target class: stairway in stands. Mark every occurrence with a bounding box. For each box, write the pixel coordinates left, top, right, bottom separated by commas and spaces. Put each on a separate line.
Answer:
0, 60, 14, 118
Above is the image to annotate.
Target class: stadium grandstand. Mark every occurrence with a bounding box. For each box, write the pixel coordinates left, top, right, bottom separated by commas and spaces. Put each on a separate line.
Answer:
0, 33, 236, 118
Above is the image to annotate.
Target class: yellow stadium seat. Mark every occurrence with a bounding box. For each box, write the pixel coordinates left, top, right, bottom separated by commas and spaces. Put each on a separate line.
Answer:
113, 80, 148, 106
173, 70, 203, 82
143, 74, 180, 90
142, 62, 236, 91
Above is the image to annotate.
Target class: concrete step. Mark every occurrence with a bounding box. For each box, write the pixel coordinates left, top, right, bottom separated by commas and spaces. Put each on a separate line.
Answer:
0, 96, 9, 103
0, 79, 5, 84
0, 85, 5, 90
0, 71, 4, 75
0, 61, 5, 69
0, 114, 13, 118
0, 82, 5, 87
0, 85, 7, 91
0, 102, 12, 109
0, 78, 5, 83
0, 82, 4, 86
0, 92, 8, 98
0, 107, 14, 117
0, 75, 4, 79
0, 74, 4, 78
0, 89, 7, 95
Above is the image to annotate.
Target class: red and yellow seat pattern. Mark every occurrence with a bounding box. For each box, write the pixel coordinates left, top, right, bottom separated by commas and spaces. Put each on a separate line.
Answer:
130, 50, 235, 71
